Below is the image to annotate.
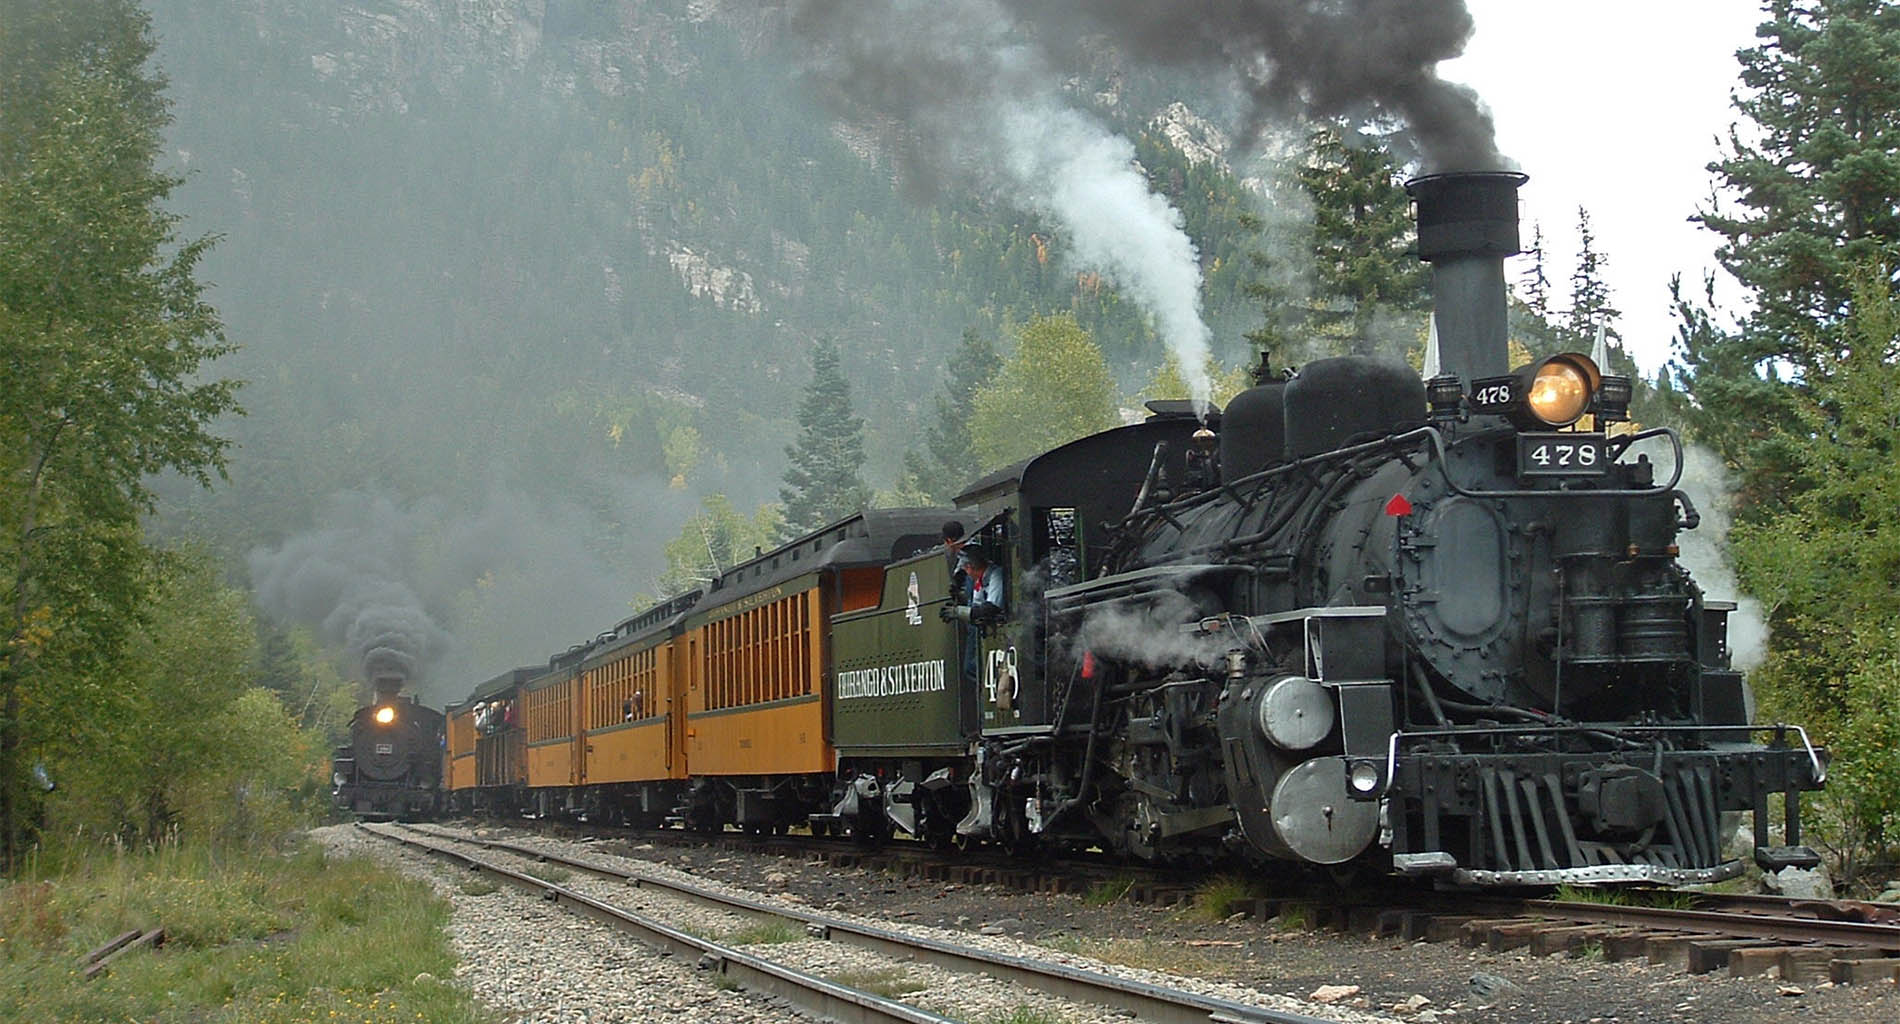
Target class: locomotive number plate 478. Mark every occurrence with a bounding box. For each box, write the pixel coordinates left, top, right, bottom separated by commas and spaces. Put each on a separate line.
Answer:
1517, 433, 1608, 477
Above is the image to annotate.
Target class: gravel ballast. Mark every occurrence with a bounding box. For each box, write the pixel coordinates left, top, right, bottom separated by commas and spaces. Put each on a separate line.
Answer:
311, 825, 808, 1024
317, 822, 1900, 1024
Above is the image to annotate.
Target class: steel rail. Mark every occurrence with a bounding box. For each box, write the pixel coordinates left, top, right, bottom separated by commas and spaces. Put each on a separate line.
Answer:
396, 823, 1343, 1024
1683, 890, 1900, 925
358, 823, 956, 1024
1520, 898, 1900, 950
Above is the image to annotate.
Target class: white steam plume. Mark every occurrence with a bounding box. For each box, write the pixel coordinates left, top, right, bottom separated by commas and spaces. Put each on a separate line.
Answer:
1630, 437, 1766, 675
787, 0, 1215, 407
1070, 589, 1227, 671
998, 100, 1213, 404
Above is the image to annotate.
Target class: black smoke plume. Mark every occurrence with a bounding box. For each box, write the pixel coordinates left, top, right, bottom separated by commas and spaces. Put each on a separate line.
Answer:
787, 0, 1505, 173
249, 493, 450, 692
1009, 0, 1506, 172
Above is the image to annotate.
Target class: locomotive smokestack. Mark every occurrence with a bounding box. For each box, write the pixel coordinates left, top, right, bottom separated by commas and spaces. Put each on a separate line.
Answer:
1406, 172, 1527, 384
372, 674, 406, 703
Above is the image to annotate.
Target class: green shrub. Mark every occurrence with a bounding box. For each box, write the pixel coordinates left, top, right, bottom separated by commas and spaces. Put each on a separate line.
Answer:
1081, 877, 1133, 906
1187, 874, 1261, 922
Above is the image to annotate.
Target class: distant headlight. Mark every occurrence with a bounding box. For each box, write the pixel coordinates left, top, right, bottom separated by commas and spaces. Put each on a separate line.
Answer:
1526, 358, 1594, 427
374, 706, 396, 725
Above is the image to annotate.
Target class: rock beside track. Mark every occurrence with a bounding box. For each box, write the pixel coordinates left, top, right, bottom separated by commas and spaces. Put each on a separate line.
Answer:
1762, 863, 1836, 900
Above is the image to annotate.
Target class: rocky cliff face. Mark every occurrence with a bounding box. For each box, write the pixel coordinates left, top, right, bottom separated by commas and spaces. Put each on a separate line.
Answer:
1149, 101, 1229, 170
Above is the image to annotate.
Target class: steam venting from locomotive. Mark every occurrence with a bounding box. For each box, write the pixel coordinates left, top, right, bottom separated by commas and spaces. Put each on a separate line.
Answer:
787, 0, 1217, 405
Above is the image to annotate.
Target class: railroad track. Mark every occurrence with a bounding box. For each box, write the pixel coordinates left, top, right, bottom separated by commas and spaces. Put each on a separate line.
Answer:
436, 816, 1900, 988
364, 822, 1350, 1024
1397, 894, 1900, 986
459, 813, 1301, 902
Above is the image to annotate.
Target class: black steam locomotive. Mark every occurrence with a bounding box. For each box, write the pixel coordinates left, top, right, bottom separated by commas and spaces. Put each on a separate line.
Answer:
426, 170, 1824, 889
943, 172, 1826, 885
332, 674, 445, 820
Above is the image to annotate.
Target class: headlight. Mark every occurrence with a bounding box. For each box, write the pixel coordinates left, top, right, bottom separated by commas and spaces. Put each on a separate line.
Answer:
1347, 759, 1384, 798
374, 706, 396, 725
1525, 358, 1594, 427
1469, 352, 1604, 430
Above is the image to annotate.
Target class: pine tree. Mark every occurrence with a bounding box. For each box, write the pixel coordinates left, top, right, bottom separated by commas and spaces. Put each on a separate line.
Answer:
1672, 1, 1900, 513
904, 328, 998, 503
778, 337, 871, 539
1296, 122, 1428, 356
1697, 0, 1900, 367
1520, 222, 1553, 321
1240, 210, 1304, 360
1563, 207, 1627, 371
1244, 122, 1426, 363
1505, 222, 1574, 361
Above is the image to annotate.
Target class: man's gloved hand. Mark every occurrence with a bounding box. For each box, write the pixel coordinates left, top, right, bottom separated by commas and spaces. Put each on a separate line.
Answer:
970, 600, 1003, 627
937, 603, 957, 623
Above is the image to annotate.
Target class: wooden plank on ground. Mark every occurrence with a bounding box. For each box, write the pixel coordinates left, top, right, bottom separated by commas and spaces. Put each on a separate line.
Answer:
1530, 925, 1615, 957
1728, 945, 1801, 977
1689, 939, 1774, 974
82, 929, 142, 967
83, 927, 165, 980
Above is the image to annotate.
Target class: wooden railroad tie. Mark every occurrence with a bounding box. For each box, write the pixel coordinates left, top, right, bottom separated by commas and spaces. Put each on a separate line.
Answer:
1350, 904, 1900, 987
82, 926, 165, 979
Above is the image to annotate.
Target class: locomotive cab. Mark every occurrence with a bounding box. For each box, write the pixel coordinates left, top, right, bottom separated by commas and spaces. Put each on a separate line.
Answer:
948, 409, 1222, 847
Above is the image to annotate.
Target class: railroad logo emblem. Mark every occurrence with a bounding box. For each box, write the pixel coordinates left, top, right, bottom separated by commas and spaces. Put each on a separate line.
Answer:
905, 571, 922, 625
986, 646, 1019, 716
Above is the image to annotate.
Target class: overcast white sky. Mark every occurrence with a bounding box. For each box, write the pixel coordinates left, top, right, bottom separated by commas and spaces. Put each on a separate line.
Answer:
1441, 1, 1767, 372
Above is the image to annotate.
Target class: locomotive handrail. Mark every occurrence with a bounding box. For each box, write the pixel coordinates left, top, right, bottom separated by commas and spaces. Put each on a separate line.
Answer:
1383, 721, 1828, 794
1152, 423, 1685, 526
1209, 425, 1443, 498
1425, 425, 1686, 499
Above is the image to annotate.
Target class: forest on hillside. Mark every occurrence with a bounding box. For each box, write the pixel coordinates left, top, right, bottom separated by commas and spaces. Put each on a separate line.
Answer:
139, 0, 1294, 691
140, 0, 1548, 696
